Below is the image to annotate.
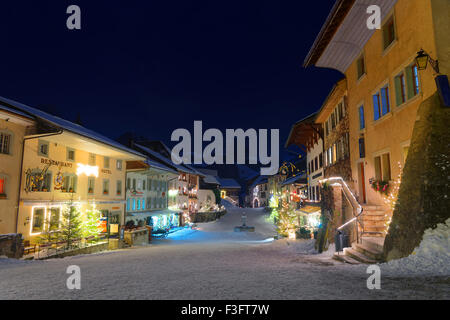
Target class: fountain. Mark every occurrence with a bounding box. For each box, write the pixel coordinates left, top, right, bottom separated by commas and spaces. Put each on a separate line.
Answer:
234, 211, 255, 232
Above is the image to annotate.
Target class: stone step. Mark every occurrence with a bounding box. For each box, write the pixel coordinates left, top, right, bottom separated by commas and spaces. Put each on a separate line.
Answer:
362, 220, 387, 228
363, 215, 388, 221
361, 231, 385, 238
364, 226, 386, 233
363, 210, 387, 216
352, 243, 383, 261
362, 236, 385, 252
333, 252, 361, 264
361, 205, 384, 211
343, 248, 377, 264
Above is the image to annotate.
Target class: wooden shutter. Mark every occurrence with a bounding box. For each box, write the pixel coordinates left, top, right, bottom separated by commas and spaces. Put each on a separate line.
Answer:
394, 76, 403, 106
405, 66, 415, 100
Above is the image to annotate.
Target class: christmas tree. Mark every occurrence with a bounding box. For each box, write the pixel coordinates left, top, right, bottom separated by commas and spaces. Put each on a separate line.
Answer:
60, 200, 83, 249
82, 204, 102, 242
276, 197, 297, 237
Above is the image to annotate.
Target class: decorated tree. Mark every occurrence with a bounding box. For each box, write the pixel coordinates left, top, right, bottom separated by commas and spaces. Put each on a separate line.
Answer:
82, 204, 102, 241
60, 201, 83, 249
276, 198, 297, 237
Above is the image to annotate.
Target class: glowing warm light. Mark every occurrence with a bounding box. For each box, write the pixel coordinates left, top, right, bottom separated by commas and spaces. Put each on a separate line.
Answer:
76, 163, 99, 177
168, 189, 178, 197
30, 206, 47, 236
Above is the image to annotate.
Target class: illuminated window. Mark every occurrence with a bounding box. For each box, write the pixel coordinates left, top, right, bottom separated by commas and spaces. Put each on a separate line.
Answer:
48, 207, 61, 231
103, 179, 109, 195
407, 64, 420, 98
31, 207, 45, 234
88, 177, 95, 194
116, 180, 122, 196
132, 199, 136, 211
0, 132, 11, 155
374, 153, 391, 181
137, 199, 141, 210
0, 176, 6, 198
63, 174, 77, 193
359, 105, 365, 130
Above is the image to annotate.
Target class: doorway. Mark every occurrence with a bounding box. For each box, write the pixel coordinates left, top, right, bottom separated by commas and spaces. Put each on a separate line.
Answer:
358, 162, 367, 203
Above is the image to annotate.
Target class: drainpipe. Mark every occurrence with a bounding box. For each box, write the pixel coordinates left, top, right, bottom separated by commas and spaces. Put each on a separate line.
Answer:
15, 130, 64, 234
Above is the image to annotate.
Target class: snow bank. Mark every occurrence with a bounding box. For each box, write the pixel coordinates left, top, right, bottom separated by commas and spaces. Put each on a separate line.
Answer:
382, 218, 450, 276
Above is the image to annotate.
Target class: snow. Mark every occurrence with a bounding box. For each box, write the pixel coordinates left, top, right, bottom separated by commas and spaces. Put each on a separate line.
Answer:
0, 207, 448, 300
381, 218, 450, 277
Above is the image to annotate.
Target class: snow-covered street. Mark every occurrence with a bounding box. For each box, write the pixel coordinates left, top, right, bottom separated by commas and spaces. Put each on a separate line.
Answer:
0, 206, 448, 300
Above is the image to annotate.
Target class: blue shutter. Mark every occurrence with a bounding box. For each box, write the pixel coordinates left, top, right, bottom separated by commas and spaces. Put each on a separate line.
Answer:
359, 106, 365, 129
381, 87, 390, 115
373, 94, 380, 120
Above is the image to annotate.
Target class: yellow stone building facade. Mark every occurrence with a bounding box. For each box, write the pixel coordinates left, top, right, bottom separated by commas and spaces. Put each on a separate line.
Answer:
305, 0, 450, 207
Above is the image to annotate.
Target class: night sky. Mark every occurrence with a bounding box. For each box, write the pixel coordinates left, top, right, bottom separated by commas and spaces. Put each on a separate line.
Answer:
0, 0, 342, 161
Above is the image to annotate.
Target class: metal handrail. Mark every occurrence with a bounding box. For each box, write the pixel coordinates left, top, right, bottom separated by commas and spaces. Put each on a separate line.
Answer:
320, 177, 364, 244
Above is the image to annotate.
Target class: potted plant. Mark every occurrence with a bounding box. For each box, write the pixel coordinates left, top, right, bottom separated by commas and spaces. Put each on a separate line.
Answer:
88, 188, 93, 194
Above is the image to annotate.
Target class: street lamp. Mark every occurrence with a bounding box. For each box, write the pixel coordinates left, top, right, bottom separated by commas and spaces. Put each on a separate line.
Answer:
415, 49, 440, 73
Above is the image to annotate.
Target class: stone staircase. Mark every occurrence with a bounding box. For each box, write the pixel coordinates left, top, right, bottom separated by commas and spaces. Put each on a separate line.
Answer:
333, 205, 390, 264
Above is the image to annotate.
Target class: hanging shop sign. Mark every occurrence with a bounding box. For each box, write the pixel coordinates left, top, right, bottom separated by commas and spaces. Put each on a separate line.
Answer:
24, 163, 51, 193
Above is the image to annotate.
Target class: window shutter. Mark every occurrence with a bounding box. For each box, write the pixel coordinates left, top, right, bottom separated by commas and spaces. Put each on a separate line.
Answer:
394, 76, 403, 106
373, 94, 380, 120
405, 66, 415, 100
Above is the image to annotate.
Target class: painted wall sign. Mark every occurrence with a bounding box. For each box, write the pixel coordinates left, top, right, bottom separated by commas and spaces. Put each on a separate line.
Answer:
41, 158, 73, 168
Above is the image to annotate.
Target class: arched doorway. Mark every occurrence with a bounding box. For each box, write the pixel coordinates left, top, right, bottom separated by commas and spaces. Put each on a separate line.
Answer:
253, 199, 259, 208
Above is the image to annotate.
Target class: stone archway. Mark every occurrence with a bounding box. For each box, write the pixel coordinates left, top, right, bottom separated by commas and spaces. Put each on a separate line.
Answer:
253, 199, 259, 208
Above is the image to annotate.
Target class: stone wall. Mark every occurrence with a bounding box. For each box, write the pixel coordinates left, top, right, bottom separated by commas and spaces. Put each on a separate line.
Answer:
194, 210, 226, 223
0, 234, 24, 259
384, 92, 450, 261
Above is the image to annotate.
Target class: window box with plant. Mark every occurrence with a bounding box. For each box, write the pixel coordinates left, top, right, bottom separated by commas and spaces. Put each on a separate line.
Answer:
370, 179, 389, 195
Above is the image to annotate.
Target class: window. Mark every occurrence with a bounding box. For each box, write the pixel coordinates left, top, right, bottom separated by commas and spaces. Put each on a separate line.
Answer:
331, 113, 336, 130
394, 73, 407, 106
406, 64, 420, 98
116, 180, 122, 196
88, 177, 95, 194
127, 199, 131, 211
127, 178, 131, 190
319, 153, 323, 168
373, 85, 390, 120
374, 153, 391, 181
357, 55, 366, 79
0, 132, 11, 155
104, 157, 110, 169
67, 148, 75, 161
359, 105, 365, 130
63, 174, 77, 193
38, 140, 49, 157
382, 15, 396, 50
147, 197, 151, 209
359, 138, 365, 158
0, 176, 6, 198
88, 153, 96, 166
142, 198, 146, 210
31, 207, 45, 234
314, 157, 318, 172
30, 171, 52, 192
48, 207, 61, 231
103, 179, 110, 195
325, 122, 329, 136
116, 160, 123, 171
132, 199, 136, 211
137, 199, 141, 210
132, 179, 136, 190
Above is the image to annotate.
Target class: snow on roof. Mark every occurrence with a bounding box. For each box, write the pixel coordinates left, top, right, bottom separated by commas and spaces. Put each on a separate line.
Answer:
145, 158, 178, 174
0, 104, 34, 120
0, 96, 145, 158
202, 174, 221, 185
134, 143, 198, 175
218, 178, 241, 189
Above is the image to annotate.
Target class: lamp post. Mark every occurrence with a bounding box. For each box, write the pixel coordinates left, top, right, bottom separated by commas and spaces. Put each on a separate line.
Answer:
415, 49, 440, 74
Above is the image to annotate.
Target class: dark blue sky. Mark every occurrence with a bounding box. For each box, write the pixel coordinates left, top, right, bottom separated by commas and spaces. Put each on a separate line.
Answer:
0, 0, 342, 159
